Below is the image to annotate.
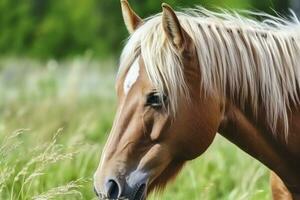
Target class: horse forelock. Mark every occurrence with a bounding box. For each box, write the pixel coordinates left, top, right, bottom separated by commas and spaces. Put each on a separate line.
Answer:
118, 6, 300, 137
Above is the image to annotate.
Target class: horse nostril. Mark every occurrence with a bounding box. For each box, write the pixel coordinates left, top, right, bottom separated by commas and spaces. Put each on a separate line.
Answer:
106, 179, 120, 199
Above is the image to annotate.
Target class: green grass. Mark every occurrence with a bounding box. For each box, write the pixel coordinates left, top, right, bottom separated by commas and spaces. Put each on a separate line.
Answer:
0, 57, 271, 200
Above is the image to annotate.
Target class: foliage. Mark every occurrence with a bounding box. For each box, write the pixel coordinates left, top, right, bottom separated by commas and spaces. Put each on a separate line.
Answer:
0, 0, 290, 59
0, 58, 271, 199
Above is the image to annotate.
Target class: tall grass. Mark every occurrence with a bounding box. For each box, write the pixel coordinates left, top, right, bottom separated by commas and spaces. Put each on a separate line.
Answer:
0, 57, 270, 199
0, 129, 85, 200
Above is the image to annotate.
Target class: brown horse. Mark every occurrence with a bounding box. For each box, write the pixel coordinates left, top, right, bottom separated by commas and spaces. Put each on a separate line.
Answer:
94, 1, 300, 199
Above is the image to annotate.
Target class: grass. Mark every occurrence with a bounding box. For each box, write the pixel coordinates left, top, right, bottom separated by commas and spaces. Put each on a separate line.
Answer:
0, 57, 271, 200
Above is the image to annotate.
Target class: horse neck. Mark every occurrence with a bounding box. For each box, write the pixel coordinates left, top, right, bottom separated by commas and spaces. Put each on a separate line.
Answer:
218, 99, 300, 193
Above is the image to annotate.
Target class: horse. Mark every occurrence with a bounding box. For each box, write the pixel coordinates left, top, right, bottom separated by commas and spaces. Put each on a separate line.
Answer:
94, 1, 300, 199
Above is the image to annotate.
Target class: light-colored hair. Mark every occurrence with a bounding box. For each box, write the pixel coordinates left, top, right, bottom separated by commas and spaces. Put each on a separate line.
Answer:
119, 7, 300, 137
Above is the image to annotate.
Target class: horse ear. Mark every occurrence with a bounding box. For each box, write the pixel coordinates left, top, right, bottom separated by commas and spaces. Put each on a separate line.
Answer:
162, 3, 185, 49
121, 0, 143, 34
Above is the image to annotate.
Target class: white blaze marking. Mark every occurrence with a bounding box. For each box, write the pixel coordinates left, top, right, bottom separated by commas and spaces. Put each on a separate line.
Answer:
123, 58, 140, 94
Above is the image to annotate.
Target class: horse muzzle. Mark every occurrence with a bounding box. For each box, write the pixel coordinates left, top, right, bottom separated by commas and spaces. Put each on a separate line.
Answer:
94, 170, 149, 200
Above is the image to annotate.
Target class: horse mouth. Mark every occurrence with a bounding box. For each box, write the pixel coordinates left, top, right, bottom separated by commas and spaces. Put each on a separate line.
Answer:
95, 183, 147, 200
132, 183, 146, 200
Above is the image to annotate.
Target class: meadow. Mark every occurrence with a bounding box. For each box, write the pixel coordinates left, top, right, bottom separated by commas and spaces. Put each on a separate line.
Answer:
0, 57, 271, 200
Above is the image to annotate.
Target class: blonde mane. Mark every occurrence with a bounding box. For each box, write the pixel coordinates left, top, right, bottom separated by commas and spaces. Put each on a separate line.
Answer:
119, 7, 300, 136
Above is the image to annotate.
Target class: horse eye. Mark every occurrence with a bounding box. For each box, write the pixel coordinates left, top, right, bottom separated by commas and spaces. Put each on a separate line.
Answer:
145, 92, 167, 108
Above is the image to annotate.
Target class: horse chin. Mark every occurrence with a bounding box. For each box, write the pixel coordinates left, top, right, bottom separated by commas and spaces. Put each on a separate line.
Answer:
147, 161, 185, 197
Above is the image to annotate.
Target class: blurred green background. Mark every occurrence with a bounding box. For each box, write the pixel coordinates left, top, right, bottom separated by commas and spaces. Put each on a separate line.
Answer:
0, 0, 294, 59
0, 0, 298, 200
